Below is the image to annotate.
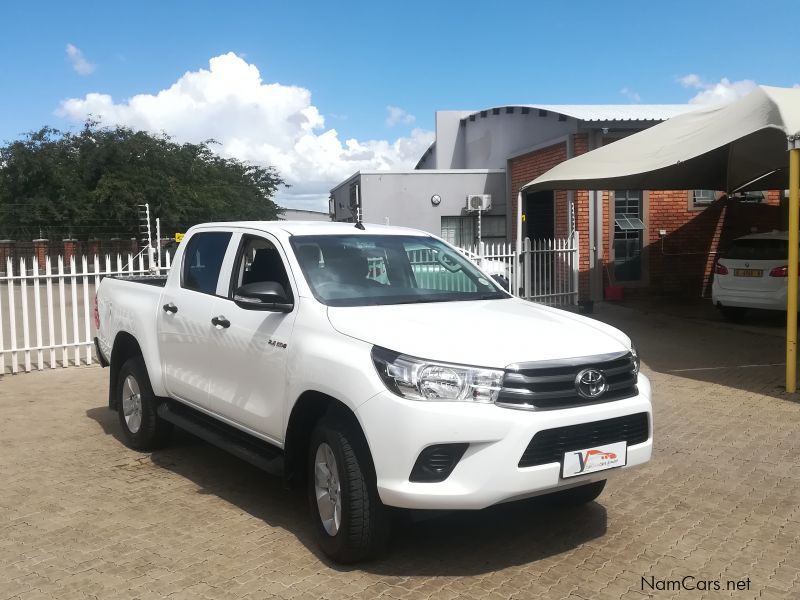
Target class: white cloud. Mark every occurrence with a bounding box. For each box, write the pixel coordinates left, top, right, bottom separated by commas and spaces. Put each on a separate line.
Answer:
619, 87, 641, 103
65, 43, 95, 75
58, 53, 433, 210
678, 74, 757, 105
385, 105, 416, 127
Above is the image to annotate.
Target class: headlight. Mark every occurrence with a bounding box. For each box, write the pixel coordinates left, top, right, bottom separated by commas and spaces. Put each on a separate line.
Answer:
371, 346, 503, 403
630, 343, 640, 374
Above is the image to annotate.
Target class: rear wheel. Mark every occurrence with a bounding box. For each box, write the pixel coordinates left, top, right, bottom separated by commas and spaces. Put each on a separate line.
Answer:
719, 305, 748, 322
116, 357, 173, 451
546, 480, 606, 507
307, 417, 390, 563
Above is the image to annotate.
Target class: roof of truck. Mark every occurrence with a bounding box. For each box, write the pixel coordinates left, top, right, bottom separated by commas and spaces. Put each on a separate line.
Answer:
193, 220, 428, 237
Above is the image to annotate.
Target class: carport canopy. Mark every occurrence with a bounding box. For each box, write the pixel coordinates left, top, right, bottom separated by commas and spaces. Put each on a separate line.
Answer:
518, 85, 800, 392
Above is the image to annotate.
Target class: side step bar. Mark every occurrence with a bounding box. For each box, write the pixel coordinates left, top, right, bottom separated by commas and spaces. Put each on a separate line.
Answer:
157, 401, 284, 476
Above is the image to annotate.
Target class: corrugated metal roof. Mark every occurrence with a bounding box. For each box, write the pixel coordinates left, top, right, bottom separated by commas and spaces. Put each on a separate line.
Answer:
464, 104, 698, 123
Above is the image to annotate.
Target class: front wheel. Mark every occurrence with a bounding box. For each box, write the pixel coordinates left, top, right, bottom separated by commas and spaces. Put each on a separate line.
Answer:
116, 357, 173, 451
307, 417, 390, 563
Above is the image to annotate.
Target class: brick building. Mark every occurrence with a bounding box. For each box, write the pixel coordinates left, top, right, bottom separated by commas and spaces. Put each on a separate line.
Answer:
332, 104, 785, 302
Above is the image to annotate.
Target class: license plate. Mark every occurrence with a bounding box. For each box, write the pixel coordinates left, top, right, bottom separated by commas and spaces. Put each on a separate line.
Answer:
562, 441, 627, 478
734, 269, 763, 277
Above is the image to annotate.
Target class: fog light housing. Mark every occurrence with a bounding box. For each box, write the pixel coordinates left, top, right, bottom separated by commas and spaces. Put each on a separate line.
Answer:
409, 443, 469, 482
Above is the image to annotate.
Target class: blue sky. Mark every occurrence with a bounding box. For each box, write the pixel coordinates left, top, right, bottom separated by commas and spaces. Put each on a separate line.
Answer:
1, 0, 798, 209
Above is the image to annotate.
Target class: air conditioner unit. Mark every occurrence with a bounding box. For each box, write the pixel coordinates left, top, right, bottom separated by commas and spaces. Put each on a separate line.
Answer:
466, 194, 492, 212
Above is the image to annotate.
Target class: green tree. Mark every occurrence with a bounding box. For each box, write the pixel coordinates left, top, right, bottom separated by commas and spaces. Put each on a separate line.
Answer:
0, 122, 285, 239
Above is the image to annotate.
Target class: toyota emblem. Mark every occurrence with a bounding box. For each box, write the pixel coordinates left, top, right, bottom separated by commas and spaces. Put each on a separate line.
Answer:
575, 369, 608, 400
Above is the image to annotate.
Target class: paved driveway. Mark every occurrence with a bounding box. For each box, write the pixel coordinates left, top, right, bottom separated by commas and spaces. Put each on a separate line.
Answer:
1, 305, 799, 599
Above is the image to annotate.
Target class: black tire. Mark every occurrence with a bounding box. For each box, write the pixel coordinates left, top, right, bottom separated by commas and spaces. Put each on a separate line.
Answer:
719, 305, 748, 322
307, 416, 390, 563
546, 480, 606, 507
116, 357, 173, 451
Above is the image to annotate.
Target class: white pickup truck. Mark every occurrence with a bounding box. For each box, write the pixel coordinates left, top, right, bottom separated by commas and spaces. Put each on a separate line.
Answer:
95, 221, 652, 562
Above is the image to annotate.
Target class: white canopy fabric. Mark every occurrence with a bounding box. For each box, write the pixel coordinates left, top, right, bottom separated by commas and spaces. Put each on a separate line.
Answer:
522, 86, 800, 193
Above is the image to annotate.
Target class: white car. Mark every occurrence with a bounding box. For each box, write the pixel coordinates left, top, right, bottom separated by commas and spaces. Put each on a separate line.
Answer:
712, 231, 793, 320
95, 221, 652, 562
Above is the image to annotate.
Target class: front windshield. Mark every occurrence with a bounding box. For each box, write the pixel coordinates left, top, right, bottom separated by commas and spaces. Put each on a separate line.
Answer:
289, 234, 508, 307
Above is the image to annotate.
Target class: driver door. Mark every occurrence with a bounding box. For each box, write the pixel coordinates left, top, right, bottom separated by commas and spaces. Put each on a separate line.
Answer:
205, 232, 298, 443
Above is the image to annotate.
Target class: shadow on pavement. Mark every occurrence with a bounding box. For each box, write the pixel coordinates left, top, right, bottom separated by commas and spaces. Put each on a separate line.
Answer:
86, 405, 607, 575
592, 300, 795, 401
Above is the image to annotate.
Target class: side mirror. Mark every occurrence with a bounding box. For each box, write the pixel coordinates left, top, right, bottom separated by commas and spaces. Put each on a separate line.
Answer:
233, 281, 293, 312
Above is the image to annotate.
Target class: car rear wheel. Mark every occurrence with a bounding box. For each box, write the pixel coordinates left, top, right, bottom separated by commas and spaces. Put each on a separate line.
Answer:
116, 357, 173, 451
307, 416, 390, 563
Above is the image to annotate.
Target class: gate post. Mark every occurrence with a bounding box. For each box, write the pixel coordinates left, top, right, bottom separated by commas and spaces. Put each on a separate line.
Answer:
0, 240, 14, 273
523, 237, 532, 299
572, 231, 580, 305
33, 239, 49, 272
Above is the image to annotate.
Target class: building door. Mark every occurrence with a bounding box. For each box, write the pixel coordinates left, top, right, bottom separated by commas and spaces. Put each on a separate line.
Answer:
525, 190, 556, 295
525, 191, 555, 240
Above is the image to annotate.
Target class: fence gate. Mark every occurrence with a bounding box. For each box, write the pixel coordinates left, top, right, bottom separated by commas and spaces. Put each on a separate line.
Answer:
458, 233, 578, 306
520, 232, 579, 306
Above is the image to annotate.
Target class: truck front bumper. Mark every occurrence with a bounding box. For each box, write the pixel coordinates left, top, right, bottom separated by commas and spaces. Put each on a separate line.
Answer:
357, 373, 653, 510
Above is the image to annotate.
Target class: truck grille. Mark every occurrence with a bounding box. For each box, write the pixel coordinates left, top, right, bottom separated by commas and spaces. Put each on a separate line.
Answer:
498, 352, 637, 410
519, 412, 650, 468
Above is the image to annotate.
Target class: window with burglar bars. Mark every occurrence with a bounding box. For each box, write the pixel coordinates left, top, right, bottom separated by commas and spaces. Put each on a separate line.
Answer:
692, 189, 715, 209
441, 216, 505, 246
613, 190, 644, 282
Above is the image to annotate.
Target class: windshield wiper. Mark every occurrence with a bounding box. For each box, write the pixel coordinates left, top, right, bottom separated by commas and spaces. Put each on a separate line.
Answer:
401, 297, 456, 304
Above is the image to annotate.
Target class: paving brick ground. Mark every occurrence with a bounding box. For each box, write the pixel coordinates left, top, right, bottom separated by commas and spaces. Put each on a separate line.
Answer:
1, 304, 799, 599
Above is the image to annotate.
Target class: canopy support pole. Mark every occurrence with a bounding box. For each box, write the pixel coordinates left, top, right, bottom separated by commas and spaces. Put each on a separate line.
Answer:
786, 146, 800, 392
516, 191, 523, 294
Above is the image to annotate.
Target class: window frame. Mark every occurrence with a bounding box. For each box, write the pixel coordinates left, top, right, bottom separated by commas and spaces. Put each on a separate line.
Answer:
440, 215, 506, 246
610, 190, 649, 285
179, 230, 234, 296
688, 189, 719, 211
226, 232, 297, 309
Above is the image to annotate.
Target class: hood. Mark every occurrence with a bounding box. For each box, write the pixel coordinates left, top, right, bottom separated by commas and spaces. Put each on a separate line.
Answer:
327, 298, 631, 368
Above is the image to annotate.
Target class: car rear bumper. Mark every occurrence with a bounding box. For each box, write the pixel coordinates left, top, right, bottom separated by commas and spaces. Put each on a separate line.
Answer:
712, 281, 786, 311
356, 374, 653, 510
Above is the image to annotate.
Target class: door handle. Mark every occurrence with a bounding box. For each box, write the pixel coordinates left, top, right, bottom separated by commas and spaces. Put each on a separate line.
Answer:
211, 315, 231, 329
163, 303, 178, 314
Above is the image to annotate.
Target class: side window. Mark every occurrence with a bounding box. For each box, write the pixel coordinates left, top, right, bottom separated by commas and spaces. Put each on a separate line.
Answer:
231, 236, 293, 300
181, 232, 232, 294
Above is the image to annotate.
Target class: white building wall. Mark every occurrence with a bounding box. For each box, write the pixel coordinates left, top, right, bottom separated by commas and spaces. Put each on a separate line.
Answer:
330, 170, 506, 241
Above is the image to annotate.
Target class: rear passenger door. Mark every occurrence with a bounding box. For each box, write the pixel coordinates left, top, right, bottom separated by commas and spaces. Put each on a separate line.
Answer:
159, 230, 233, 407
205, 232, 299, 443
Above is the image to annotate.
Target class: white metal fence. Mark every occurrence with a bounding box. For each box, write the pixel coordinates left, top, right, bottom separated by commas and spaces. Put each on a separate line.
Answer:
1, 234, 579, 376
1, 252, 170, 375
458, 233, 579, 305
457, 242, 517, 294
520, 232, 580, 305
